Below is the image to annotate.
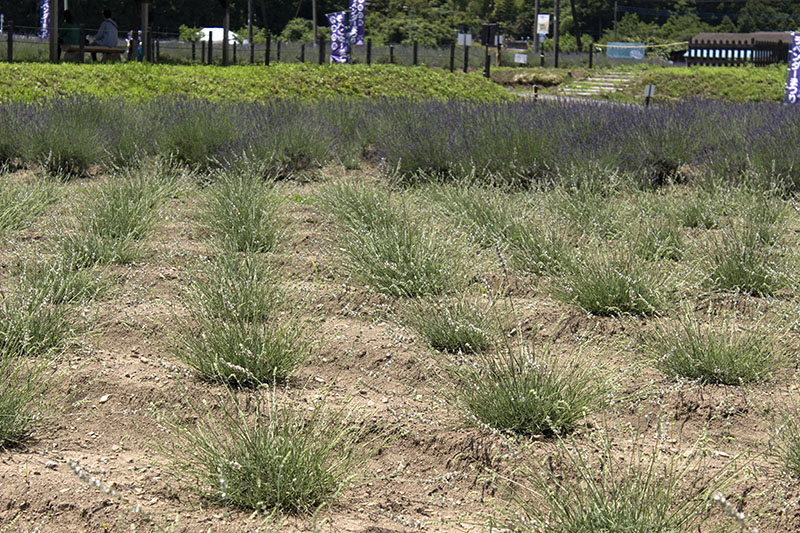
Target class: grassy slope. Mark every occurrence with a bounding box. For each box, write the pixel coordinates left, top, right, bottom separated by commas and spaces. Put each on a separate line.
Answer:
495, 64, 787, 103
612, 65, 787, 103
0, 62, 513, 102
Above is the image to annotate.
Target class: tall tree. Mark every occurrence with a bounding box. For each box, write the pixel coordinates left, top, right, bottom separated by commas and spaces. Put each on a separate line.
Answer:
569, 0, 581, 51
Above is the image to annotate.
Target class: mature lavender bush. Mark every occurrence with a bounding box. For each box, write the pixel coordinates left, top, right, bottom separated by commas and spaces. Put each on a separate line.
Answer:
4, 97, 800, 191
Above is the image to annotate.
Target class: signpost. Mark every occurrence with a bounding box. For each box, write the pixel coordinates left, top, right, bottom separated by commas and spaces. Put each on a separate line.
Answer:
644, 84, 655, 107
536, 14, 550, 36
480, 23, 496, 47
785, 32, 800, 104
536, 13, 549, 46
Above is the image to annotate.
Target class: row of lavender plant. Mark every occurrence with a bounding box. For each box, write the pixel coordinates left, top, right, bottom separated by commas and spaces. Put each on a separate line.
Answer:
2, 97, 799, 190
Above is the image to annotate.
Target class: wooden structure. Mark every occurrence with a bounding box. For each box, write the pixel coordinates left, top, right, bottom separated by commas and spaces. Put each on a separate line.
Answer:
688, 32, 790, 67
62, 45, 127, 62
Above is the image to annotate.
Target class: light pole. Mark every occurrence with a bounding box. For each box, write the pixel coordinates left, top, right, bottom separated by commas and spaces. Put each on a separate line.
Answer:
313, 0, 317, 46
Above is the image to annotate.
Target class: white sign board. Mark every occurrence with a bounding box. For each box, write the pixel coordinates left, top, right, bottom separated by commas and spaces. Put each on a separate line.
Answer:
514, 53, 528, 64
536, 14, 550, 35
457, 32, 472, 46
644, 84, 656, 97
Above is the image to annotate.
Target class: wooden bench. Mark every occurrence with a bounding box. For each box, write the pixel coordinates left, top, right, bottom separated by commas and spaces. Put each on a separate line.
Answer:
61, 44, 127, 62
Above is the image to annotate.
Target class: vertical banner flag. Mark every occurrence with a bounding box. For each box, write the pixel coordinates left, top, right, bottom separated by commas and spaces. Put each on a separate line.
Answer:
327, 11, 349, 63
786, 32, 800, 104
349, 0, 365, 45
536, 14, 550, 36
40, 0, 50, 39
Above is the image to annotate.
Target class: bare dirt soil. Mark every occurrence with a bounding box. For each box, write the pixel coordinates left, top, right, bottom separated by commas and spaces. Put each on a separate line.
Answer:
1, 168, 799, 532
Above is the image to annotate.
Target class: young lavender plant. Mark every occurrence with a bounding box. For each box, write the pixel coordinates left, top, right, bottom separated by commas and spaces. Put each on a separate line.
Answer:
156, 387, 381, 514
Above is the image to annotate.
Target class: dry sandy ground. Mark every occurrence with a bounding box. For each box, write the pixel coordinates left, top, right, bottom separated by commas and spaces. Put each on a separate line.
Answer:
1, 168, 800, 532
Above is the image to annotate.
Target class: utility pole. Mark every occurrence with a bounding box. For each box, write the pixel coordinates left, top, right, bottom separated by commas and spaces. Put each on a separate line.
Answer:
614, 1, 618, 41
570, 0, 581, 52
142, 0, 149, 62
221, 0, 230, 65
49, 0, 58, 62
533, 0, 539, 55
554, 0, 560, 68
248, 0, 254, 63
313, 0, 317, 46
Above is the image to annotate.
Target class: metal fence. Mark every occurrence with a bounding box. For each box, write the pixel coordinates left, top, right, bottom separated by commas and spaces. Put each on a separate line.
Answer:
1, 25, 672, 70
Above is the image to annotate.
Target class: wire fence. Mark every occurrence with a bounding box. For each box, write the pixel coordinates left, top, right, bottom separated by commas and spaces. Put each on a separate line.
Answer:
0, 25, 672, 69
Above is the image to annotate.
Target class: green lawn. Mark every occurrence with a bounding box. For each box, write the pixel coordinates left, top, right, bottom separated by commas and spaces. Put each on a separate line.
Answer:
0, 62, 514, 102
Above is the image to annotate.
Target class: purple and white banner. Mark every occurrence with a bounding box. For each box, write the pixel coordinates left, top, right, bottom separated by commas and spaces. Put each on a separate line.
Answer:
349, 0, 365, 46
328, 11, 349, 63
40, 0, 49, 39
786, 32, 800, 104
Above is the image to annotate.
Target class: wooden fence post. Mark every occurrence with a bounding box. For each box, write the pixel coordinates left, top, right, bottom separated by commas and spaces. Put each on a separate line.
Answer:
389, 44, 394, 64
300, 43, 305, 62
192, 41, 196, 61
367, 38, 372, 65
233, 42, 237, 63
277, 41, 281, 62
463, 43, 469, 72
266, 32, 271, 65
208, 32, 213, 64
589, 44, 593, 68
413, 41, 418, 65
484, 45, 490, 78
79, 24, 85, 63
7, 22, 13, 63
449, 42, 455, 72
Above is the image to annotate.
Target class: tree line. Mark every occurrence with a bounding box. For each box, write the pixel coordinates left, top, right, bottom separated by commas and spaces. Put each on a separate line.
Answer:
4, 0, 800, 49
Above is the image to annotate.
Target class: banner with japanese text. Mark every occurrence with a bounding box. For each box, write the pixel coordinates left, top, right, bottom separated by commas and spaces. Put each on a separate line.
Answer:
327, 11, 349, 63
40, 0, 49, 39
785, 32, 800, 104
349, 0, 366, 45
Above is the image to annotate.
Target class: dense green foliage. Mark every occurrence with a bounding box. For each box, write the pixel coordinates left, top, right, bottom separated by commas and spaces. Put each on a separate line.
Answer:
0, 63, 512, 103
8, 1, 800, 47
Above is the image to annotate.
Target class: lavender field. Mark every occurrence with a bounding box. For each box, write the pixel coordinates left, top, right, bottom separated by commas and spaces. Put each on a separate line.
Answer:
1, 97, 799, 191
2, 95, 800, 531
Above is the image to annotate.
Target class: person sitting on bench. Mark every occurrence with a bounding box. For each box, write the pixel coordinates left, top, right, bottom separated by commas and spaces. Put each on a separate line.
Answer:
58, 10, 79, 61
87, 9, 119, 61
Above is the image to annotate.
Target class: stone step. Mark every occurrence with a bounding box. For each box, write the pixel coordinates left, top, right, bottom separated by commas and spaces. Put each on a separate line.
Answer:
590, 76, 634, 81
568, 85, 615, 91
561, 89, 608, 94
587, 77, 632, 82
568, 84, 618, 90
561, 91, 613, 96
581, 82, 620, 87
